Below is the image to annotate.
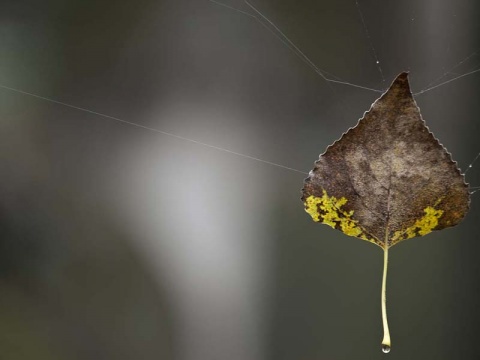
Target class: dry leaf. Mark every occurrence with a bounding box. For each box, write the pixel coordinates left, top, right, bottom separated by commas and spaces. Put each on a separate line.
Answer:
301, 72, 470, 352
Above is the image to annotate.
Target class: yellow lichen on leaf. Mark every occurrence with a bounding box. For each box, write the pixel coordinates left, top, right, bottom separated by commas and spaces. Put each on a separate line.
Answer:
392, 205, 444, 243
304, 195, 324, 222
304, 190, 363, 237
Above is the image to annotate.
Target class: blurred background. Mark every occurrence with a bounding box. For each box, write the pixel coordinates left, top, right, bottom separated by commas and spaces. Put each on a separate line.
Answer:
1, 0, 480, 359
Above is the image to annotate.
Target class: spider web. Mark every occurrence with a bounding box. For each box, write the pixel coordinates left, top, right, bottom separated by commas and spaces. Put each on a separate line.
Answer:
2, 0, 479, 178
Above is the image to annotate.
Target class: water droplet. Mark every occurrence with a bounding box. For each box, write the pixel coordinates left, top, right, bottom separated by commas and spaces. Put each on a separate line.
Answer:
382, 344, 391, 353
469, 164, 473, 168
376, 61, 380, 64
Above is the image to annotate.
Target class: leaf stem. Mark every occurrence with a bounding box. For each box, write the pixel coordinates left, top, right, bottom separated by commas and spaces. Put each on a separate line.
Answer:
381, 247, 391, 352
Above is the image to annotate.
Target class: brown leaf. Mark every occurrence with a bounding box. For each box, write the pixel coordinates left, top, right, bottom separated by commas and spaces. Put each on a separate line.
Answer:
301, 72, 471, 351
302, 72, 470, 249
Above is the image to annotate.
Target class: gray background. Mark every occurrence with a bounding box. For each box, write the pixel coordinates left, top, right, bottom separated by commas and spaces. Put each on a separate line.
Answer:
1, 0, 479, 359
